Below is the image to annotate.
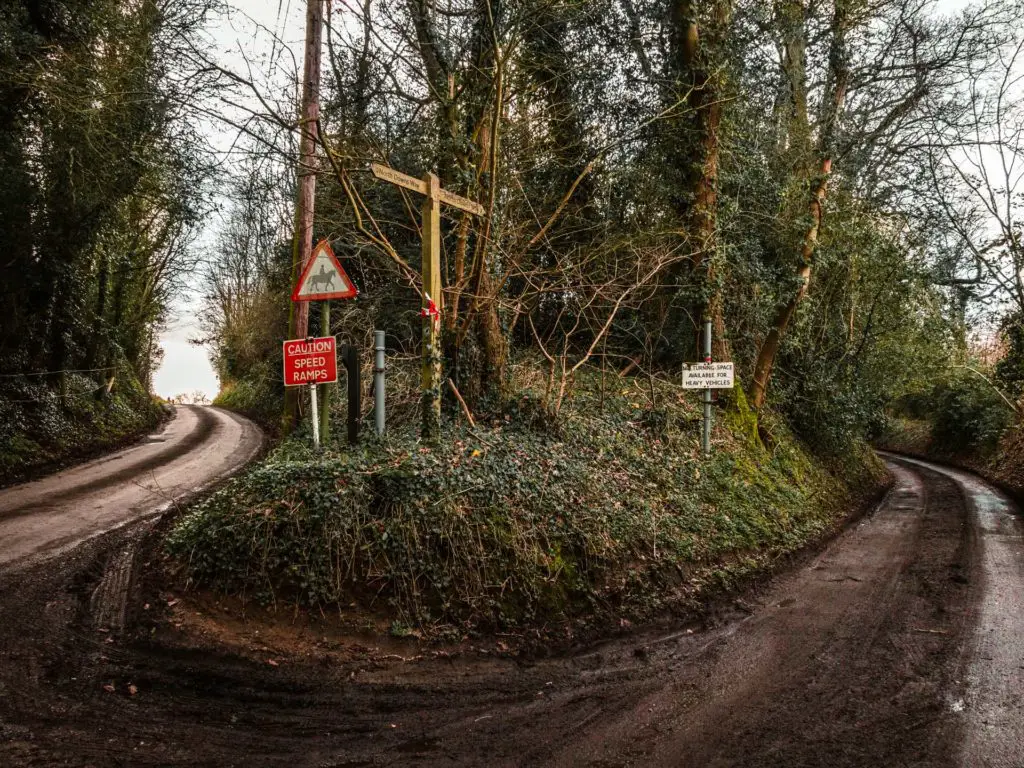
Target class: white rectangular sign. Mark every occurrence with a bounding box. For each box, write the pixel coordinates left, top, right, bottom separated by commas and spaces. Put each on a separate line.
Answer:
682, 362, 735, 390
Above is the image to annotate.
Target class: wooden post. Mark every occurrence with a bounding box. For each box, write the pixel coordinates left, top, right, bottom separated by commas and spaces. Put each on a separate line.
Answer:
368, 163, 484, 441
283, 0, 324, 430
293, 0, 323, 340
421, 173, 443, 440
342, 344, 361, 445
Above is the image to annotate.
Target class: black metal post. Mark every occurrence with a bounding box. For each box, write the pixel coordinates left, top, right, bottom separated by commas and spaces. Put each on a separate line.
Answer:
341, 344, 361, 445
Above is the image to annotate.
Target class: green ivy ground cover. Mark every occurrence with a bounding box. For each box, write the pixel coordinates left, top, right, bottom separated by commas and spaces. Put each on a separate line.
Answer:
168, 373, 885, 636
0, 370, 164, 487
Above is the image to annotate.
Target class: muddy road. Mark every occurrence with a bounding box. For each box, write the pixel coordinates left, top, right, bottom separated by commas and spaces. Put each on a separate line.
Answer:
0, 405, 262, 566
1, 453, 1022, 767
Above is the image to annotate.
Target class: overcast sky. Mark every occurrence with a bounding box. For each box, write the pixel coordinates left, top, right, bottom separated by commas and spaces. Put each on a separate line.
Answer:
152, 0, 980, 399
153, 0, 305, 399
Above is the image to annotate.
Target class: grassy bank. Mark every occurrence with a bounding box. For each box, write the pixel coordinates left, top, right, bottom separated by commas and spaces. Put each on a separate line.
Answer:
883, 416, 1024, 500
0, 369, 165, 487
167, 368, 886, 638
213, 359, 283, 433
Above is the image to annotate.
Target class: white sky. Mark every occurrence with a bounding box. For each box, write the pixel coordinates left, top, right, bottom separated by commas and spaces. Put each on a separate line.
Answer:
152, 0, 983, 399
153, 0, 305, 399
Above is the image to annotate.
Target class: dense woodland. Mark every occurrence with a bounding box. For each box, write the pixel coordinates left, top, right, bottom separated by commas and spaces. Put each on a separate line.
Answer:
3, 0, 1022, 630
2, 0, 1024, 461
0, 0, 214, 480
196, 0, 1024, 454
167, 0, 1024, 632
0, 0, 213, 388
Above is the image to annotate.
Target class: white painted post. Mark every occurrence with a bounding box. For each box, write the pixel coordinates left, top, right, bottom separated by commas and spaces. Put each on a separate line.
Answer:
309, 383, 320, 448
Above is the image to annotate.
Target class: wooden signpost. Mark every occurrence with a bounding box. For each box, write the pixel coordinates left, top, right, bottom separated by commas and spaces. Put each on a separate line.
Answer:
369, 162, 484, 439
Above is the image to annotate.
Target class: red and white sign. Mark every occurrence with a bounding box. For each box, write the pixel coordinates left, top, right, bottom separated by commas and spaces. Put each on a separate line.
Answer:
292, 240, 358, 301
283, 336, 338, 387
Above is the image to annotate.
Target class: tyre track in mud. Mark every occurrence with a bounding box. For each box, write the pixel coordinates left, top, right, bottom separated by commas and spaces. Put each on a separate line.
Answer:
0, 455, 1019, 767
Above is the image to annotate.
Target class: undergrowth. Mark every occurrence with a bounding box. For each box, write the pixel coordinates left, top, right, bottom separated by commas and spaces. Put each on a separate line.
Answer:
0, 366, 164, 486
167, 367, 885, 636
212, 357, 285, 433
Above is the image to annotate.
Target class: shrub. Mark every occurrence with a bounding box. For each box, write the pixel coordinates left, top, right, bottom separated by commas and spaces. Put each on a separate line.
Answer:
930, 371, 1013, 456
0, 365, 163, 485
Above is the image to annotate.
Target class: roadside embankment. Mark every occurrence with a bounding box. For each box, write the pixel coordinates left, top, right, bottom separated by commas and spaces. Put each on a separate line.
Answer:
167, 369, 888, 640
882, 417, 1024, 503
0, 369, 167, 488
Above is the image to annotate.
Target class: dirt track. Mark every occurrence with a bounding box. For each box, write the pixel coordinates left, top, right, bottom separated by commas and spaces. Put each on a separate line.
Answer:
0, 405, 262, 566
0, 452, 1021, 767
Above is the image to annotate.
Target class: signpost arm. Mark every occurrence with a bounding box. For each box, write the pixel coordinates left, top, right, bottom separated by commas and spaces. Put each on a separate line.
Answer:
319, 301, 331, 443
421, 173, 443, 441
703, 318, 713, 457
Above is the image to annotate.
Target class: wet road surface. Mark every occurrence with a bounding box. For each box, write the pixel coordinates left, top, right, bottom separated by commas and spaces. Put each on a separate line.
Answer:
879, 454, 1024, 768
0, 453, 1021, 766
0, 405, 262, 566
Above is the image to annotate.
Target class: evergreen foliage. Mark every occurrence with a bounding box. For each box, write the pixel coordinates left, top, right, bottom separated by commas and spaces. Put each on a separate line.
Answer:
202, 0, 1021, 454
0, 0, 214, 474
167, 371, 885, 632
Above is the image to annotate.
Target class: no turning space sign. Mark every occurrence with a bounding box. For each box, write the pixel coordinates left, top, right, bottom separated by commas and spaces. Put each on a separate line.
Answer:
283, 337, 338, 386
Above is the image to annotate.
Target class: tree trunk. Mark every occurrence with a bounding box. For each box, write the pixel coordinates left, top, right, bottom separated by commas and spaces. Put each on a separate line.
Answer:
662, 0, 732, 363
750, 2, 850, 411
86, 249, 109, 382
283, 0, 324, 432
690, 1, 731, 362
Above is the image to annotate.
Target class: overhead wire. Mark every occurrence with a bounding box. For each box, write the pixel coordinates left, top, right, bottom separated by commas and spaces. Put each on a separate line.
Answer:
0, 367, 115, 379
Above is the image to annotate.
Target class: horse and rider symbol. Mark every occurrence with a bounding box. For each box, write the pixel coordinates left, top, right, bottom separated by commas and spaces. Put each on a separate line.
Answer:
291, 240, 358, 301
309, 263, 336, 292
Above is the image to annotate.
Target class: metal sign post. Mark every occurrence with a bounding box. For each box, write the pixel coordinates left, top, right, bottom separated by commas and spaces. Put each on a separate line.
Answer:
374, 330, 386, 435
369, 162, 484, 440
309, 382, 320, 449
703, 319, 713, 458
290, 240, 358, 444
283, 336, 338, 449
682, 323, 735, 458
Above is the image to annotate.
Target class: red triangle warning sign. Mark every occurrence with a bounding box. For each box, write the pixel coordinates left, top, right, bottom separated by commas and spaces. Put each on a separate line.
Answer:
291, 240, 358, 301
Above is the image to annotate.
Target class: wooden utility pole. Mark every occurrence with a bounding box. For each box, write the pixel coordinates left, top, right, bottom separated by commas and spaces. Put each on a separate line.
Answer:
284, 0, 324, 429
369, 162, 484, 440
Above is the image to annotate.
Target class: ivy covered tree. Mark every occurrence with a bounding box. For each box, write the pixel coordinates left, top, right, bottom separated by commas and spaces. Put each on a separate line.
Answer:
0, 0, 214, 391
